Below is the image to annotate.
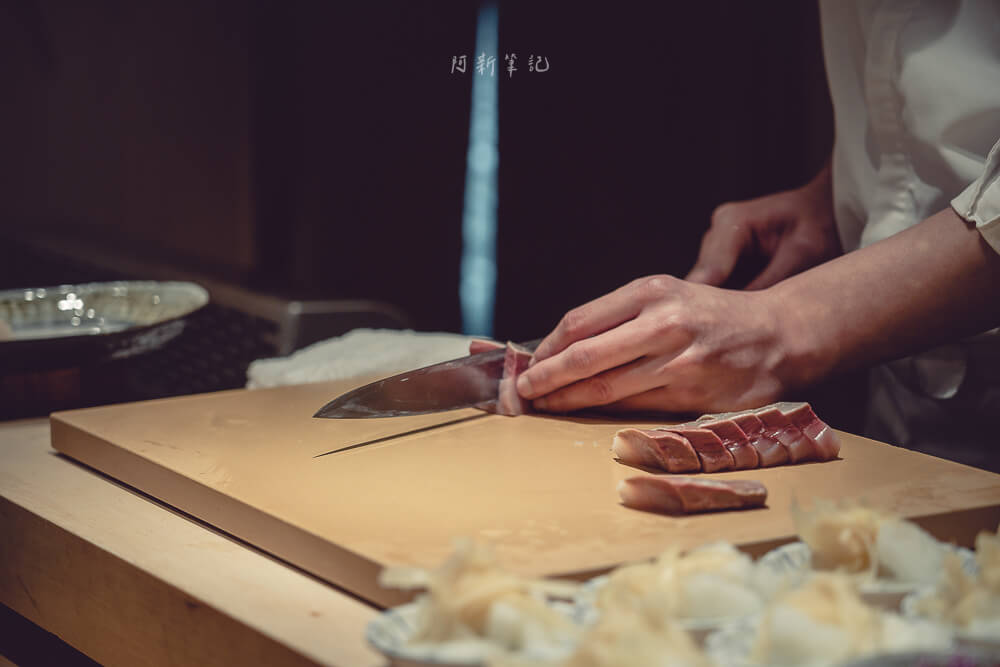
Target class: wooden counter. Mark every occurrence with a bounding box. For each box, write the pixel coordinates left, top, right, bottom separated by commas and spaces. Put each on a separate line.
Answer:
0, 418, 383, 667
49, 381, 1000, 608
5, 388, 1000, 665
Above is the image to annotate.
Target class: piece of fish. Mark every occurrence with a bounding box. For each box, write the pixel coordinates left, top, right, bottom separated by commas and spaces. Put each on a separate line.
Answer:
618, 476, 768, 514
671, 427, 735, 473
469, 340, 533, 416
730, 412, 790, 467
687, 419, 759, 470
613, 428, 701, 472
615, 402, 840, 473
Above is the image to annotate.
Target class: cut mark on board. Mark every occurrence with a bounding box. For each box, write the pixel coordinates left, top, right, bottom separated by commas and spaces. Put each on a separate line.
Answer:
312, 414, 488, 458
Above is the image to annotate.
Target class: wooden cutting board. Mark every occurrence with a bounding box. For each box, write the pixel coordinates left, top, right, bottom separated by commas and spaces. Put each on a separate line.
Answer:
51, 380, 1000, 608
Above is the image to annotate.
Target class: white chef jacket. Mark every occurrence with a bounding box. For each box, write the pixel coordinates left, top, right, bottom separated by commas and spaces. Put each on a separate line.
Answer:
819, 0, 1000, 467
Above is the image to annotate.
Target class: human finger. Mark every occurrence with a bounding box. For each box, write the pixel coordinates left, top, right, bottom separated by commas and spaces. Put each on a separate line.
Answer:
685, 205, 754, 285
600, 386, 690, 414
519, 316, 678, 400
531, 352, 682, 412
744, 238, 818, 290
529, 283, 647, 366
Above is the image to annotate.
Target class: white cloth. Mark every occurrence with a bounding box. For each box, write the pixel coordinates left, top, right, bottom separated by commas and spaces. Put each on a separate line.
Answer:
246, 329, 477, 388
819, 0, 1000, 465
953, 137, 1000, 253
821, 0, 1000, 253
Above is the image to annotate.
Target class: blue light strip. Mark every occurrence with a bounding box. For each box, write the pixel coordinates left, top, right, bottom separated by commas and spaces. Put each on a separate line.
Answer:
459, 1, 499, 337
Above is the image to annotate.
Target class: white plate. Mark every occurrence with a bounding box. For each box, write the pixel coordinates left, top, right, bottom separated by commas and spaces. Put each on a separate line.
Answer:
705, 613, 957, 667
901, 588, 1000, 652
839, 650, 1000, 667
0, 281, 209, 371
366, 600, 579, 667
757, 542, 976, 610
573, 574, 756, 646
703, 616, 758, 667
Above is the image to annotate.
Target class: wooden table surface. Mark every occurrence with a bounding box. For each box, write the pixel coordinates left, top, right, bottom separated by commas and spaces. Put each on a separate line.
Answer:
50, 381, 1000, 609
0, 418, 384, 667
6, 405, 1000, 666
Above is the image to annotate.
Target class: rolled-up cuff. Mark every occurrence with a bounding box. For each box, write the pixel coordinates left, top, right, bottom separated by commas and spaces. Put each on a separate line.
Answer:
952, 137, 1000, 255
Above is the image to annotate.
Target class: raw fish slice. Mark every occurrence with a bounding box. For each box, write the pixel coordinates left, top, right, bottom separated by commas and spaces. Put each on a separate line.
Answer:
623, 401, 832, 470
497, 343, 533, 416
731, 413, 790, 467
777, 402, 841, 461
612, 429, 701, 472
618, 476, 767, 514
697, 419, 759, 469
670, 428, 735, 472
756, 408, 817, 463
611, 429, 663, 469
469, 340, 533, 416
694, 409, 790, 468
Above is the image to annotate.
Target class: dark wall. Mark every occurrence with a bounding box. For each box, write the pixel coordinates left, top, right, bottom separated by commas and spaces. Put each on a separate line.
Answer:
249, 2, 477, 333
0, 1, 255, 278
493, 1, 831, 340
256, 1, 831, 337
0, 1, 830, 337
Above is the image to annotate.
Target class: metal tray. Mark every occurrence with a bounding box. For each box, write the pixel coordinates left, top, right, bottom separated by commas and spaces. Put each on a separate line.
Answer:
0, 281, 208, 372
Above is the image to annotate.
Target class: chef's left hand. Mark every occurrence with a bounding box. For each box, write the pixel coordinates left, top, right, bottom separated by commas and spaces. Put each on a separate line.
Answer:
516, 275, 813, 413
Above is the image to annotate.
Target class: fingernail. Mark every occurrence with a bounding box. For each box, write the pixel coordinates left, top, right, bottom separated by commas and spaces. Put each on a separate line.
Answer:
516, 373, 533, 397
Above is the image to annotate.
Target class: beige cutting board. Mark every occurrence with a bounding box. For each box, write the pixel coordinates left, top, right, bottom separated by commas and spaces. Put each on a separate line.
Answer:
51, 379, 1000, 607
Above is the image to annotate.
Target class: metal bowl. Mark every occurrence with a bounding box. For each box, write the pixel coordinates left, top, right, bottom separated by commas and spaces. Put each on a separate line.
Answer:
0, 281, 209, 372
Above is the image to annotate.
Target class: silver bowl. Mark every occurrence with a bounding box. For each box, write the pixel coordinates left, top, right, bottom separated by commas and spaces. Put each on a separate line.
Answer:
0, 281, 209, 372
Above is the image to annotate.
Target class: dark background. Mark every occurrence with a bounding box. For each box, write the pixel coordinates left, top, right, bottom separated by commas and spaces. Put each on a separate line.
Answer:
0, 0, 832, 338
0, 5, 845, 659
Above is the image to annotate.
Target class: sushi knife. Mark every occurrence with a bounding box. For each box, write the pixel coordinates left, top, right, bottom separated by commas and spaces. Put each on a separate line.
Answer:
313, 338, 541, 419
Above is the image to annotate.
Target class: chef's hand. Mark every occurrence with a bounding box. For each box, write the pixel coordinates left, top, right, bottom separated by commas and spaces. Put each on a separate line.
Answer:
686, 164, 841, 289
516, 275, 813, 414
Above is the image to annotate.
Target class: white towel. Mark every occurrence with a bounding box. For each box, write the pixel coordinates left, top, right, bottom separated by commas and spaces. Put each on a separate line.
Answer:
245, 328, 478, 389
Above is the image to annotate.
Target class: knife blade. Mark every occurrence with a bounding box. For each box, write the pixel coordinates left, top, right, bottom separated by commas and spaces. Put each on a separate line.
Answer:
313, 338, 541, 419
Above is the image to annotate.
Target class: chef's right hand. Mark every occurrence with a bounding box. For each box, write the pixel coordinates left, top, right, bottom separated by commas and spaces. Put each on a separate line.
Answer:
686, 164, 841, 289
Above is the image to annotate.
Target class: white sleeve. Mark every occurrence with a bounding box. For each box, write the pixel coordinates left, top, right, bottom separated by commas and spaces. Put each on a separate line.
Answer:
952, 137, 1000, 255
